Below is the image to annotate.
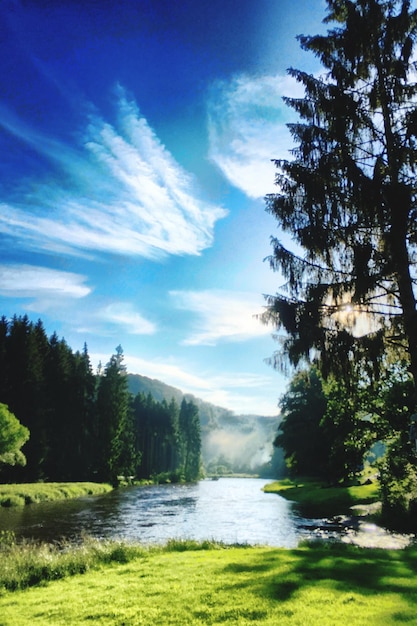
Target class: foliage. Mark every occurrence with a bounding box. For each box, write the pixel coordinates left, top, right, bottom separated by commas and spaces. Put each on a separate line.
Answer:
0, 482, 112, 508
178, 398, 202, 481
262, 0, 417, 402
378, 435, 417, 530
275, 366, 375, 482
263, 476, 380, 517
320, 377, 374, 482
275, 367, 328, 476
360, 359, 417, 524
1, 541, 417, 624
0, 315, 202, 484
95, 346, 138, 484
0, 403, 29, 468
274, 356, 417, 524
133, 393, 180, 479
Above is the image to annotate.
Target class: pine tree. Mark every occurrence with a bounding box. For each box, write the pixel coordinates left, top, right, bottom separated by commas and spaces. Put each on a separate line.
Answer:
95, 347, 135, 483
5, 315, 48, 479
275, 368, 328, 477
179, 399, 201, 482
263, 0, 417, 405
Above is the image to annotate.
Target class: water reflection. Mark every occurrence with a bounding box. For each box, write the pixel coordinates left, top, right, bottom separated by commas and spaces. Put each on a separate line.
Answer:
1, 477, 410, 548
0, 478, 303, 547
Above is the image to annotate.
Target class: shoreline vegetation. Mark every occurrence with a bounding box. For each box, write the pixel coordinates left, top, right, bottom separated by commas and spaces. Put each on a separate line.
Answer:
0, 474, 266, 509
263, 477, 381, 518
0, 473, 383, 518
0, 535, 416, 625
0, 482, 113, 508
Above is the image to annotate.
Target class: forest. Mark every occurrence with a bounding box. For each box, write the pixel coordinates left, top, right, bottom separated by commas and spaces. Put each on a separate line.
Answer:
0, 314, 201, 485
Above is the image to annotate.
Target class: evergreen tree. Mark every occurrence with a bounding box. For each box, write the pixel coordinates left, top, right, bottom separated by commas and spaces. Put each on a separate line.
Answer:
275, 368, 328, 477
5, 315, 48, 479
43, 333, 76, 480
262, 0, 417, 406
178, 398, 201, 481
72, 344, 97, 479
95, 346, 135, 483
133, 392, 155, 478
166, 397, 180, 473
0, 316, 8, 402
43, 339, 97, 481
133, 394, 180, 479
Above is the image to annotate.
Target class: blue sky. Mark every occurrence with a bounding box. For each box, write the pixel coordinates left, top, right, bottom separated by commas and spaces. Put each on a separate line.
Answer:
0, 0, 325, 415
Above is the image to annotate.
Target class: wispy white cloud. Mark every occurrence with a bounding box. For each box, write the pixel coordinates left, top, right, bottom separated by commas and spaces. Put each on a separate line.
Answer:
0, 264, 91, 313
207, 74, 303, 198
0, 264, 91, 299
0, 90, 226, 259
98, 302, 157, 335
170, 289, 269, 346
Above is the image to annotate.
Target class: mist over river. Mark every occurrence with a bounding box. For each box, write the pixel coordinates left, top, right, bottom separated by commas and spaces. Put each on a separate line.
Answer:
0, 478, 411, 548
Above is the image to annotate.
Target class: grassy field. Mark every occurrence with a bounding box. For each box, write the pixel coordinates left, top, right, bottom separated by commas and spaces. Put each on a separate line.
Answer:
0, 482, 113, 507
0, 538, 416, 625
263, 477, 380, 517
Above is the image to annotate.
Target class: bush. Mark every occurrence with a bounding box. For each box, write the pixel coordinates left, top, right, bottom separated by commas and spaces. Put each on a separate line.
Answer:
153, 471, 182, 484
379, 437, 417, 531
0, 494, 26, 507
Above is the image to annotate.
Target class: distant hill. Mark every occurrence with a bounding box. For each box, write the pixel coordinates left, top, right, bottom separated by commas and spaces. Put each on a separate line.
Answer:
127, 373, 282, 474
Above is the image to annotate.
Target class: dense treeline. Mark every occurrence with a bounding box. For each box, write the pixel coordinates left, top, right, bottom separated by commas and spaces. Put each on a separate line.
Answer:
274, 362, 417, 530
275, 368, 373, 483
0, 315, 201, 485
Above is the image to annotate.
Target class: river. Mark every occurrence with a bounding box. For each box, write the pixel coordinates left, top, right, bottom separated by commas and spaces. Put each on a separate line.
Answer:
0, 478, 411, 548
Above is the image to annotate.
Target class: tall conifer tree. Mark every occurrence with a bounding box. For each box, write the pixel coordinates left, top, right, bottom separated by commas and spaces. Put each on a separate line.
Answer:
179, 398, 201, 482
95, 346, 135, 483
263, 0, 417, 405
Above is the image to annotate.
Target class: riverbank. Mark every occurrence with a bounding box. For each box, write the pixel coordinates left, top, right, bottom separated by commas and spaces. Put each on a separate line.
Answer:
0, 537, 416, 625
263, 477, 380, 517
262, 477, 416, 549
0, 482, 113, 507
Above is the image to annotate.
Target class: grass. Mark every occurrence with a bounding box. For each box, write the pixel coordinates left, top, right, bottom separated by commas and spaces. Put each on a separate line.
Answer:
0, 482, 113, 507
0, 537, 416, 625
263, 477, 380, 517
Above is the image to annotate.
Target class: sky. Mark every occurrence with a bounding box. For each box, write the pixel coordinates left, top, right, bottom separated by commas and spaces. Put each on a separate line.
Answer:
0, 0, 326, 416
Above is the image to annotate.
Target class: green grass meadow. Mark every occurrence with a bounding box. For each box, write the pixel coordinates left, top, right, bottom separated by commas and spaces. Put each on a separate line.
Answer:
0, 539, 416, 625
0, 482, 113, 507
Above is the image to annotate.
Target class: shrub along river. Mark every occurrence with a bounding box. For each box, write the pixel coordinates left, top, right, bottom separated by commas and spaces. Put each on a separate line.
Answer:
0, 478, 411, 548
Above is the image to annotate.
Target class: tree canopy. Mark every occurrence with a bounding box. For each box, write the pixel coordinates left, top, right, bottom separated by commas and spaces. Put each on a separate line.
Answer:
262, 0, 417, 405
0, 403, 29, 468
275, 367, 327, 476
0, 315, 202, 484
275, 366, 373, 482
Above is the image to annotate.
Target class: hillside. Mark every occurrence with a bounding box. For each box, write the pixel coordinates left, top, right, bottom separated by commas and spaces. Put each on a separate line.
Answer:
127, 374, 281, 474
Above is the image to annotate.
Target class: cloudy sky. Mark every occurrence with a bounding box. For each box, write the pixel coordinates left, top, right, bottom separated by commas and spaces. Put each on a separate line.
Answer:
0, 0, 325, 415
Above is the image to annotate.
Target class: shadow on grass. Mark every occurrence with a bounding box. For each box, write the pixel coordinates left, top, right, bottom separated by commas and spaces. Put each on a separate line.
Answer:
265, 479, 380, 519
221, 543, 417, 605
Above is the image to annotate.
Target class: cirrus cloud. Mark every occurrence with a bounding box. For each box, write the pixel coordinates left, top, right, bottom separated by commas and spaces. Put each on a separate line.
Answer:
98, 302, 157, 336
207, 74, 304, 198
0, 264, 91, 312
0, 89, 227, 260
170, 289, 270, 346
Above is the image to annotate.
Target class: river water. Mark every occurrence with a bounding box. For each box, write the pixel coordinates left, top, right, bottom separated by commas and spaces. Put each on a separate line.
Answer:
0, 478, 412, 548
